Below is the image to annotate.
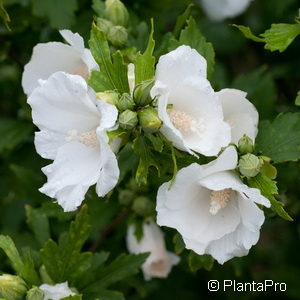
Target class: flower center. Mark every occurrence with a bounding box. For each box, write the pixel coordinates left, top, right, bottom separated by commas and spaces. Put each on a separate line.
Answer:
150, 259, 167, 274
71, 64, 89, 79
167, 108, 206, 135
65, 129, 98, 147
209, 188, 232, 215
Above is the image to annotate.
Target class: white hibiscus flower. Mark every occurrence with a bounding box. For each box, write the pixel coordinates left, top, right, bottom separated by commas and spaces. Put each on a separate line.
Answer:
217, 88, 258, 144
22, 29, 98, 95
156, 146, 270, 264
151, 45, 231, 156
126, 220, 180, 280
39, 282, 75, 300
28, 71, 119, 212
200, 0, 253, 22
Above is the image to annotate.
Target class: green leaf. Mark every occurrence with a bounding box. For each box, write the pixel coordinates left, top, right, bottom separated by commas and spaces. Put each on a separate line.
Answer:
173, 233, 185, 254
256, 113, 300, 163
188, 251, 214, 272
0, 119, 33, 153
170, 17, 215, 79
61, 296, 82, 300
145, 133, 164, 152
295, 91, 300, 106
132, 136, 160, 185
25, 206, 50, 247
89, 24, 129, 93
31, 0, 78, 29
173, 4, 194, 38
86, 289, 124, 300
41, 205, 92, 284
0, 0, 10, 30
232, 25, 264, 42
0, 235, 40, 285
83, 253, 148, 291
260, 23, 300, 52
134, 19, 155, 85
247, 173, 293, 221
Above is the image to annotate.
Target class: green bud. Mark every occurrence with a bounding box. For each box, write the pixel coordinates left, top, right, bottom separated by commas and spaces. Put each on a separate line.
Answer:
107, 25, 128, 47
26, 287, 44, 300
118, 189, 135, 206
119, 109, 138, 130
104, 0, 129, 26
96, 91, 119, 105
117, 93, 135, 111
0, 274, 27, 300
96, 17, 114, 35
132, 196, 154, 217
138, 107, 162, 133
238, 134, 254, 154
238, 153, 262, 177
133, 79, 154, 106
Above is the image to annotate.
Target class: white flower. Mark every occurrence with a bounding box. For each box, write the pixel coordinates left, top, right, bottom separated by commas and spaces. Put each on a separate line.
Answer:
28, 71, 119, 212
22, 30, 98, 96
218, 88, 258, 144
127, 63, 135, 95
200, 0, 253, 21
39, 282, 75, 300
126, 220, 180, 280
156, 146, 270, 264
151, 45, 231, 156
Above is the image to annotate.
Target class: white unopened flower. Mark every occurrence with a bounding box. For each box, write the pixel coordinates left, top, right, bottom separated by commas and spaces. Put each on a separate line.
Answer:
22, 30, 98, 95
156, 146, 270, 264
151, 45, 231, 156
218, 89, 258, 144
28, 72, 119, 212
200, 0, 253, 21
126, 220, 180, 280
39, 282, 75, 300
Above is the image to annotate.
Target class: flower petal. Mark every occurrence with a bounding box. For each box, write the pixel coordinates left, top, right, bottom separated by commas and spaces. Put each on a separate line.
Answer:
28, 72, 100, 134
59, 29, 85, 51
95, 130, 120, 197
155, 45, 207, 87
22, 42, 88, 95
218, 88, 258, 143
39, 141, 101, 212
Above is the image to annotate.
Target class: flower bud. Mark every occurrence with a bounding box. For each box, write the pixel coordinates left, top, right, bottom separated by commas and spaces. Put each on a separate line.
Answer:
132, 196, 154, 217
238, 134, 254, 154
138, 107, 162, 133
104, 0, 129, 26
107, 25, 128, 47
116, 93, 135, 111
118, 189, 135, 206
26, 287, 44, 300
119, 109, 138, 130
133, 79, 154, 106
96, 91, 119, 105
238, 153, 262, 177
0, 274, 27, 300
96, 17, 114, 35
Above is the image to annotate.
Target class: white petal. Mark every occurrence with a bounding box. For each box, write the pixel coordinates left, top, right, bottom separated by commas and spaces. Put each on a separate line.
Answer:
40, 141, 101, 212
157, 173, 240, 244
28, 72, 100, 134
22, 42, 88, 95
34, 130, 65, 159
128, 63, 135, 95
218, 88, 259, 143
155, 45, 207, 87
95, 130, 120, 197
60, 29, 85, 51
96, 99, 119, 131
199, 171, 270, 208
40, 282, 75, 300
200, 0, 253, 21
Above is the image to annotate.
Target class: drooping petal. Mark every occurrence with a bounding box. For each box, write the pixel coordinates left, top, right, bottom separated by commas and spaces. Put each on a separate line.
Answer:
155, 45, 207, 87
28, 72, 100, 135
39, 141, 101, 212
22, 42, 88, 95
95, 130, 120, 197
200, 0, 253, 21
218, 88, 258, 143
